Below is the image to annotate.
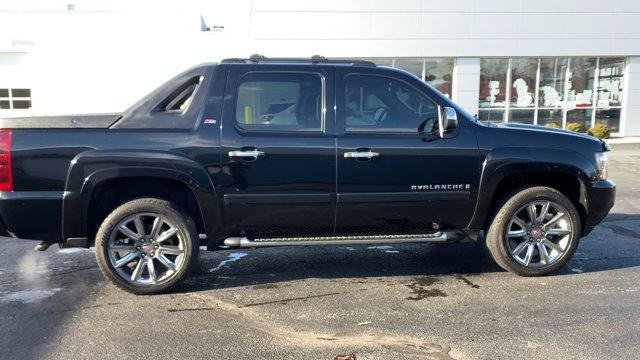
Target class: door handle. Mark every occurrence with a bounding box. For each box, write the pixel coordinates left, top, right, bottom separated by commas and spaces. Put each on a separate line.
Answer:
344, 150, 379, 159
229, 149, 265, 160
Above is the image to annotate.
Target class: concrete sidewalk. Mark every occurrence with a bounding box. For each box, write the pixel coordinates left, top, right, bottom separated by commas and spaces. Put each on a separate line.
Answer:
606, 136, 640, 144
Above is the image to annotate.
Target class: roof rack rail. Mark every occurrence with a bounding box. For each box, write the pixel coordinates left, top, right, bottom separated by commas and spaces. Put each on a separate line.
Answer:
221, 54, 376, 67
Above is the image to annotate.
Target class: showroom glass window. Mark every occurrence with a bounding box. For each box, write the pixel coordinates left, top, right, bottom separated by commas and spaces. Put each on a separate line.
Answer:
477, 57, 625, 134
360, 58, 454, 98
595, 58, 624, 132
478, 58, 509, 122
508, 58, 537, 124
565, 57, 597, 132
537, 58, 568, 127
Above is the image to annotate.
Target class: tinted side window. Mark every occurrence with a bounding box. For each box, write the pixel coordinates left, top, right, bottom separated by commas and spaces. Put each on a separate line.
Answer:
235, 72, 323, 132
344, 74, 438, 134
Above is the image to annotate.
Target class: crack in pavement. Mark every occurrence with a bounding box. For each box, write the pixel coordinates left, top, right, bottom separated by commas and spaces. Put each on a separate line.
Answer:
240, 292, 343, 308
184, 292, 458, 359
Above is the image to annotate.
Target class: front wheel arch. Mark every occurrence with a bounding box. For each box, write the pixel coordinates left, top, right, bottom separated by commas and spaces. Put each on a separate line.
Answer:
480, 170, 588, 235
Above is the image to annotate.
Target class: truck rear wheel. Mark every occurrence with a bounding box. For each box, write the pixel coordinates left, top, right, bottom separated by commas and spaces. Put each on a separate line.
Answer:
95, 198, 199, 294
485, 186, 581, 276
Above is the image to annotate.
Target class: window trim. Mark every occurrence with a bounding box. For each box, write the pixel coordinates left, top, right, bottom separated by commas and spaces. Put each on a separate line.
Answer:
342, 72, 441, 136
232, 70, 327, 135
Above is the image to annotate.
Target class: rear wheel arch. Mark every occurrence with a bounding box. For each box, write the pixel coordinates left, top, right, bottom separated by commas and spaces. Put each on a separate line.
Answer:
86, 176, 206, 245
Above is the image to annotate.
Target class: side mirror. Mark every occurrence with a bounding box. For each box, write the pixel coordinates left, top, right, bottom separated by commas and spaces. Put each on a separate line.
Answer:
438, 106, 458, 137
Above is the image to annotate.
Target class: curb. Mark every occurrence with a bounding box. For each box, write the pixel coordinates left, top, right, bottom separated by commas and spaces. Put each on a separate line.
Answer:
606, 137, 640, 144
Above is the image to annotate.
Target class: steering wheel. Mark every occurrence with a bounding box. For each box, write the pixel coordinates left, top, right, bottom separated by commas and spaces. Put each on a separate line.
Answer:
373, 107, 389, 124
418, 117, 438, 134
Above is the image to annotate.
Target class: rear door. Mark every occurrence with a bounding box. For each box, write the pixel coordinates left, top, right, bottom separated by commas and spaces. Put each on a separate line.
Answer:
335, 67, 480, 234
219, 64, 336, 237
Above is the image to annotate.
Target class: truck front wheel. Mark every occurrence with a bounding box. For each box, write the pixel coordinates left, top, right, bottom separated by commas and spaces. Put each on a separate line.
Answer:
95, 198, 199, 294
485, 186, 581, 276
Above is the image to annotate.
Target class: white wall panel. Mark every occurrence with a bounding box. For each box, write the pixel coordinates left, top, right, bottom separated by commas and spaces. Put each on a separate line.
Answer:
252, 12, 373, 39
624, 71, 640, 92
423, 0, 475, 13
455, 72, 480, 91
476, 0, 520, 13
471, 13, 520, 39
248, 0, 640, 57
614, 0, 640, 12
567, 13, 614, 39
520, 0, 573, 13
620, 57, 640, 136
567, 0, 614, 13
614, 14, 640, 39
452, 57, 480, 115
252, 0, 373, 12
623, 106, 640, 136
519, 14, 567, 39
372, 0, 423, 12
422, 13, 471, 39
625, 89, 640, 107
373, 13, 421, 39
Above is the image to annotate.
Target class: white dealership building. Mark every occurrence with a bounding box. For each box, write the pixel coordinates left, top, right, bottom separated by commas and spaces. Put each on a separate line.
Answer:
1, 0, 640, 137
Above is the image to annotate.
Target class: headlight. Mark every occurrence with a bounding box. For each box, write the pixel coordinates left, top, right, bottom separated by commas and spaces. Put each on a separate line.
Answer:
595, 152, 608, 180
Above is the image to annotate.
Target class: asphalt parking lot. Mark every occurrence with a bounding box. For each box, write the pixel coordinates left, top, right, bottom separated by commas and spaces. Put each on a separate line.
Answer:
1, 144, 638, 360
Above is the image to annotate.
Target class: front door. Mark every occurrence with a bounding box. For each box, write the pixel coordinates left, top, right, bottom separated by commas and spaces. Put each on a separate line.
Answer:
335, 67, 481, 234
219, 65, 336, 236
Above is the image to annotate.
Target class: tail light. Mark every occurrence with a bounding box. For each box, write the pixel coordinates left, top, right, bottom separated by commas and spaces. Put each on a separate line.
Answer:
0, 130, 12, 192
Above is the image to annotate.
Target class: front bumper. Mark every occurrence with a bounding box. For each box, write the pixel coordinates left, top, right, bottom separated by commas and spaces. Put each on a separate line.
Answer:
583, 179, 615, 234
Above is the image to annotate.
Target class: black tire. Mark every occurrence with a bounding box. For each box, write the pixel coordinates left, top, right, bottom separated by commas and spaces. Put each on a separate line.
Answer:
485, 186, 581, 276
95, 198, 199, 294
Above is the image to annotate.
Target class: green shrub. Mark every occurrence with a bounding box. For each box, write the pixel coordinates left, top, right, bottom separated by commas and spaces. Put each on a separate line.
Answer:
587, 123, 611, 139
544, 122, 559, 129
565, 122, 582, 132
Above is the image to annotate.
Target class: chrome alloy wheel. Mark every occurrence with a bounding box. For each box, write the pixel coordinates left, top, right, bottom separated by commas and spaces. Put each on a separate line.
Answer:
107, 213, 185, 286
506, 200, 572, 268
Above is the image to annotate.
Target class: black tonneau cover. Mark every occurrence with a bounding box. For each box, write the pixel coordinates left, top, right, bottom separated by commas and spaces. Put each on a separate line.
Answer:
0, 113, 120, 129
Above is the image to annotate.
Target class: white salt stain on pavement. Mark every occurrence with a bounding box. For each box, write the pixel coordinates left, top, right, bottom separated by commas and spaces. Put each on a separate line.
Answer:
571, 267, 584, 273
57, 248, 86, 254
385, 250, 400, 254
1, 288, 63, 304
209, 252, 247, 272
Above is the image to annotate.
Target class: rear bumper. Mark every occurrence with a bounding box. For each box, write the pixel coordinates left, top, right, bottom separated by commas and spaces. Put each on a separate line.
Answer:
585, 179, 615, 229
0, 191, 63, 242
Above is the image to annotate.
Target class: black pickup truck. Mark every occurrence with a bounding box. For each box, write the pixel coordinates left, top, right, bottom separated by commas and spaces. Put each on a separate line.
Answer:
0, 56, 615, 294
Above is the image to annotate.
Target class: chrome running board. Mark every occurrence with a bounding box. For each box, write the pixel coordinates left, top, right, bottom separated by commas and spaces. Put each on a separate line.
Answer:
223, 232, 452, 248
